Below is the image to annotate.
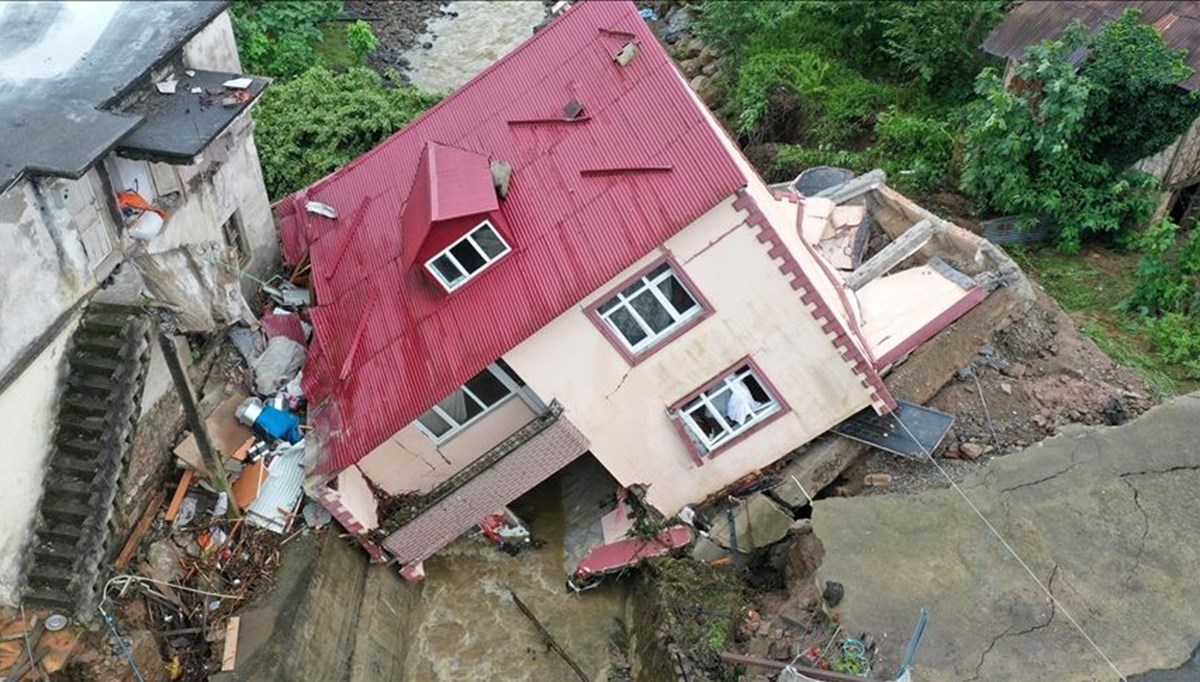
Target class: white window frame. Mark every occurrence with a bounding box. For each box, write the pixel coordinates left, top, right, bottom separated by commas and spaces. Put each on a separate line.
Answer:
424, 219, 511, 292
678, 366, 780, 454
414, 363, 523, 444
597, 263, 703, 354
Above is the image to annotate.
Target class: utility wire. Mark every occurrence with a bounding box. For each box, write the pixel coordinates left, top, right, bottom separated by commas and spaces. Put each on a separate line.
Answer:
892, 417, 1128, 681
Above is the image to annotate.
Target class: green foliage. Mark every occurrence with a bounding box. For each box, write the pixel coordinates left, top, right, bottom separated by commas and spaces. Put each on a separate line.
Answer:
728, 50, 831, 137
253, 66, 439, 199
230, 1, 345, 79
962, 10, 1200, 250
1125, 218, 1200, 373
879, 1, 1006, 94
642, 558, 746, 677
346, 20, 379, 67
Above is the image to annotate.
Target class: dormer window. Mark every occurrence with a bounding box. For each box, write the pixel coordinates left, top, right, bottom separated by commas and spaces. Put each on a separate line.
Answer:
425, 219, 510, 291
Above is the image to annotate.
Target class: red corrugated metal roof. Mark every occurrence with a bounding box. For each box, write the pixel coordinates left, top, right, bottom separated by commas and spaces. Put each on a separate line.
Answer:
278, 0, 748, 473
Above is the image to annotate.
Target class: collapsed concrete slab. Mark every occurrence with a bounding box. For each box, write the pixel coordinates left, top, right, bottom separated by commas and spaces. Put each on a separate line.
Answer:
811, 393, 1200, 681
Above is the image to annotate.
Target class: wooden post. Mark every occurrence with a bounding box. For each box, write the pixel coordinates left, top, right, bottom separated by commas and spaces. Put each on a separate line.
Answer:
156, 331, 240, 519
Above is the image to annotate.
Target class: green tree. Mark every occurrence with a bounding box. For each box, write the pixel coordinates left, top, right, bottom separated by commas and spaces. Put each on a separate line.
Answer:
962, 10, 1200, 250
347, 19, 379, 67
879, 1, 1005, 95
253, 67, 440, 199
231, 1, 344, 79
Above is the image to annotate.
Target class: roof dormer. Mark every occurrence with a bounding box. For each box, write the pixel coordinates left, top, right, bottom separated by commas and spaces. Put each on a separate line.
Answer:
401, 142, 511, 292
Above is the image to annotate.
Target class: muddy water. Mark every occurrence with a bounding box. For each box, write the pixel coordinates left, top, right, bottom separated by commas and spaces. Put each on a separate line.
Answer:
402, 480, 628, 681
403, 1, 548, 93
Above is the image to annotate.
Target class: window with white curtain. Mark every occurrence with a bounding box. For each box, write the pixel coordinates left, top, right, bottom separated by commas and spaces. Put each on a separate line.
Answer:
678, 365, 779, 454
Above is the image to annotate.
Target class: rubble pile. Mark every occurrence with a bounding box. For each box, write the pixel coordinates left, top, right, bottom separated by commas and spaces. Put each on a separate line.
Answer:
82, 271, 325, 680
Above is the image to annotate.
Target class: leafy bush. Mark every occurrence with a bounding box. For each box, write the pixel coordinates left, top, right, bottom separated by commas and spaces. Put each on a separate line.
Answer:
347, 20, 379, 67
1127, 218, 1200, 372
727, 50, 832, 137
879, 1, 1005, 94
253, 67, 439, 199
961, 10, 1198, 250
231, 1, 346, 79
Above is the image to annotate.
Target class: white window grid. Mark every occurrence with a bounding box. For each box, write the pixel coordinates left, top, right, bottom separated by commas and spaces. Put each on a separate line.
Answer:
425, 220, 511, 291
598, 264, 701, 353
415, 363, 523, 444
679, 367, 779, 454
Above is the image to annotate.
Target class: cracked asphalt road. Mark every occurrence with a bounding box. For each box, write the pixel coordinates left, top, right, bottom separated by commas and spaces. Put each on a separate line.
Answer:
811, 393, 1200, 681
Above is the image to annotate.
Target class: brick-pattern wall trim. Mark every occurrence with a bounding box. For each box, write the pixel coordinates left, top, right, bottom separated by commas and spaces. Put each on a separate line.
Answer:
733, 190, 896, 412
319, 492, 387, 563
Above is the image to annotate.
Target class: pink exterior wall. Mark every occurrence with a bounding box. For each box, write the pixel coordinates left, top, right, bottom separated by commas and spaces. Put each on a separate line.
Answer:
356, 396, 537, 495
503, 194, 875, 515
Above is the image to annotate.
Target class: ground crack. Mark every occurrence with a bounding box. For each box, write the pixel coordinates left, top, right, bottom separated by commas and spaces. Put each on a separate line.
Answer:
1119, 477, 1149, 585
967, 565, 1058, 681
1120, 465, 1200, 477
997, 462, 1076, 493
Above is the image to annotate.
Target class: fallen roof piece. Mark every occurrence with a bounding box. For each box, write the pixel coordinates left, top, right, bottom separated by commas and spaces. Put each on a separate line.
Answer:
831, 400, 954, 459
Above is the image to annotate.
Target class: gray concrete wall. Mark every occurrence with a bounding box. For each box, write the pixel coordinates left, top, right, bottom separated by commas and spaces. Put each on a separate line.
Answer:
215, 530, 422, 682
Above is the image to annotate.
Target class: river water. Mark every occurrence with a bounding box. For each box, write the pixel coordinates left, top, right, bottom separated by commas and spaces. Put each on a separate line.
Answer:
403, 1, 549, 93
401, 479, 628, 681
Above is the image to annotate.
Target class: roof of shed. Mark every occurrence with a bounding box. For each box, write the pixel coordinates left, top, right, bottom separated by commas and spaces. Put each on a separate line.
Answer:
276, 0, 749, 473
982, 1, 1200, 91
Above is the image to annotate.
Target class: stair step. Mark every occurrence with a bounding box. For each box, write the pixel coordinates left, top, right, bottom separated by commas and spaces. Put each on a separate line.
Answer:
21, 586, 76, 611
42, 499, 94, 524
74, 335, 126, 353
45, 475, 97, 497
66, 374, 115, 397
31, 538, 82, 568
37, 520, 88, 545
81, 312, 133, 334
55, 438, 104, 459
50, 452, 105, 478
71, 353, 123, 376
24, 564, 77, 590
61, 395, 110, 416
58, 414, 108, 436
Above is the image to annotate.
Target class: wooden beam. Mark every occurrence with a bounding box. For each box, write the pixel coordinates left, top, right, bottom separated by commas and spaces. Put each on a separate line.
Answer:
845, 218, 936, 291
164, 470, 194, 523
508, 589, 588, 681
221, 617, 240, 672
113, 489, 167, 570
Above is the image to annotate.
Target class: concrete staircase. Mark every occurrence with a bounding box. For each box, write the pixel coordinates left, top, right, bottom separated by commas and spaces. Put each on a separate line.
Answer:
21, 303, 152, 617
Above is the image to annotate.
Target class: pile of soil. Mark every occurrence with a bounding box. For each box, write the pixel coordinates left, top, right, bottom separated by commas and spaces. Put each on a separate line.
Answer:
844, 287, 1157, 497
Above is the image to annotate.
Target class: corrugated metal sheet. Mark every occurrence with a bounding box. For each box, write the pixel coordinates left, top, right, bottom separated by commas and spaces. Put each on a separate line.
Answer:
276, 0, 747, 473
983, 1, 1200, 91
246, 444, 306, 533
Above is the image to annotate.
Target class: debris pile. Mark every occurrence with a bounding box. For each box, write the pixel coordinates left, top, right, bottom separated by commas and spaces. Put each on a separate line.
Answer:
84, 272, 325, 680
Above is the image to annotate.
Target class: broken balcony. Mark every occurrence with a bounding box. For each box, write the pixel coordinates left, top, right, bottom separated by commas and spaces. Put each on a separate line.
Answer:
367, 400, 591, 566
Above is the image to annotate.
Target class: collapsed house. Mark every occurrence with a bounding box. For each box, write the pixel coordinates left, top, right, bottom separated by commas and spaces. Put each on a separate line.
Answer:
277, 0, 1011, 579
0, 1, 275, 612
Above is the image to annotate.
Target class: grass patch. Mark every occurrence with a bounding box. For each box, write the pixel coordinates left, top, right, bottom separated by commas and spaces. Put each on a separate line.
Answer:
315, 22, 355, 71
1009, 246, 1198, 397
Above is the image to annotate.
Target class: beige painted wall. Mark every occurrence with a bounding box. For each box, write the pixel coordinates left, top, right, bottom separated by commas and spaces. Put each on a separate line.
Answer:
503, 195, 874, 515
358, 397, 537, 495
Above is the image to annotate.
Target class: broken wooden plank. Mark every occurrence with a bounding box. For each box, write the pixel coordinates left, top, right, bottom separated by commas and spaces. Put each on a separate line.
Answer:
508, 589, 587, 681
113, 489, 167, 570
9, 646, 48, 682
845, 218, 935, 291
164, 470, 194, 523
221, 616, 240, 672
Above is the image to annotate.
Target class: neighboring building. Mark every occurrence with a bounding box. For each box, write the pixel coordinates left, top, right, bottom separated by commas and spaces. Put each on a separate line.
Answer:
280, 1, 989, 576
0, 1, 275, 607
983, 0, 1200, 226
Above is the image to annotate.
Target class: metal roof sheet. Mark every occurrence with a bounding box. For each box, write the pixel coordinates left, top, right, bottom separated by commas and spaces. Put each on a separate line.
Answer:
982, 1, 1200, 91
277, 0, 748, 473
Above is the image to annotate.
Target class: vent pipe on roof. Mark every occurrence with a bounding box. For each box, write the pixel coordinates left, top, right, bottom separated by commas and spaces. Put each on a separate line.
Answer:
563, 99, 585, 119
491, 160, 513, 200
614, 42, 639, 67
